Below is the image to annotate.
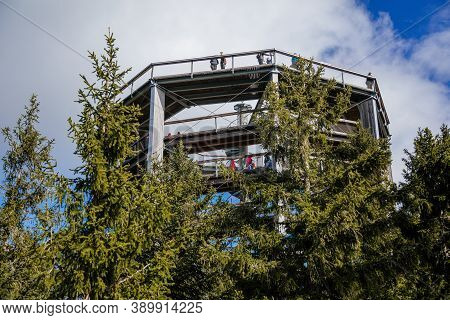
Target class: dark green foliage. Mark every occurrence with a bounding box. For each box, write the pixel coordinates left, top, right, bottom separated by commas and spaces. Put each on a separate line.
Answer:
208, 59, 402, 299
397, 126, 449, 299
152, 144, 218, 299
0, 95, 64, 299
110, 143, 215, 299
56, 31, 172, 299
55, 33, 215, 300
301, 127, 401, 299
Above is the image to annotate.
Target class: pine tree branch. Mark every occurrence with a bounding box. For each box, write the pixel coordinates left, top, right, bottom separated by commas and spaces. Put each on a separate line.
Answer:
117, 262, 152, 286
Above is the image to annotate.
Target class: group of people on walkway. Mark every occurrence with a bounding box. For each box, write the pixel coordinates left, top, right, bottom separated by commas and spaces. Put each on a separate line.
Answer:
210, 51, 227, 70
210, 51, 299, 71
228, 154, 273, 171
256, 52, 274, 65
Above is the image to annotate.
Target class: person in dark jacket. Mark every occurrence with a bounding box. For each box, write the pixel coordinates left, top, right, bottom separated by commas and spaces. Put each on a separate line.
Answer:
264, 154, 273, 169
210, 57, 219, 70
256, 53, 265, 65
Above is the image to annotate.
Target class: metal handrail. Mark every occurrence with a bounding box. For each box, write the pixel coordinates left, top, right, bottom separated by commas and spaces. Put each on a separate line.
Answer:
120, 48, 374, 92
275, 49, 374, 80
197, 152, 268, 165
121, 48, 389, 127
165, 109, 358, 128
164, 108, 259, 126
120, 48, 277, 91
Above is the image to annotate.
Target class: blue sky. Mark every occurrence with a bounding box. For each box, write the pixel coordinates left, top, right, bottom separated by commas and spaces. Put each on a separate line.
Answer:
363, 0, 449, 37
360, 0, 450, 86
0, 0, 449, 198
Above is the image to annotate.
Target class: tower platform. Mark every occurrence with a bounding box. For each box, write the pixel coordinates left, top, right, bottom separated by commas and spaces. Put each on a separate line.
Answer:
122, 49, 390, 189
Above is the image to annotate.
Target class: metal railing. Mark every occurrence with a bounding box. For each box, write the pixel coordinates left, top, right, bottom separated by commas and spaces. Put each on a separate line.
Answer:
121, 48, 389, 128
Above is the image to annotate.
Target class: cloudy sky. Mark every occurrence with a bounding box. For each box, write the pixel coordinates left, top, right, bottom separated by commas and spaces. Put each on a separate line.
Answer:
0, 0, 449, 182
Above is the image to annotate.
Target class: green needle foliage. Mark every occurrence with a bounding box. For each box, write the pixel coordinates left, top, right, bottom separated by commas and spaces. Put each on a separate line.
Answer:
397, 125, 449, 299
147, 144, 217, 300
57, 31, 158, 299
0, 95, 64, 299
56, 32, 215, 300
213, 59, 401, 299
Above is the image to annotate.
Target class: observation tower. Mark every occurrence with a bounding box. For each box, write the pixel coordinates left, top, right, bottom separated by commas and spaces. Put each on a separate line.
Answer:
121, 49, 390, 189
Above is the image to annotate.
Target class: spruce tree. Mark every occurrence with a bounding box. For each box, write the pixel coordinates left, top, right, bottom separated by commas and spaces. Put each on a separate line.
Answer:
397, 126, 449, 299
143, 144, 217, 299
56, 32, 152, 299
0, 95, 63, 299
57, 32, 215, 299
208, 59, 402, 299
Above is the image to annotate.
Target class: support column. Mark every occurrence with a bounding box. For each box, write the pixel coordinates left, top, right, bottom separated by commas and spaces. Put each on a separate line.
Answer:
234, 103, 252, 169
270, 67, 286, 234
270, 68, 279, 83
270, 68, 283, 173
147, 81, 165, 170
358, 98, 380, 139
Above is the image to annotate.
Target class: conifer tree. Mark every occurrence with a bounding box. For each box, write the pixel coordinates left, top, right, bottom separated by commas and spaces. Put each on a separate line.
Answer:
397, 126, 449, 299
210, 59, 402, 299
56, 31, 152, 299
0, 95, 63, 299
144, 144, 217, 299
57, 32, 215, 299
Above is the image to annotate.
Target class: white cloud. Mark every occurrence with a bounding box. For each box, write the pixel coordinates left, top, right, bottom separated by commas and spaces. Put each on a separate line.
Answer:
0, 0, 448, 182
411, 29, 450, 81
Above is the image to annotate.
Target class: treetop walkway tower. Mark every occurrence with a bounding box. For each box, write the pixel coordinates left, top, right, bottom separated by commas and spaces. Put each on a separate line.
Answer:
121, 49, 390, 188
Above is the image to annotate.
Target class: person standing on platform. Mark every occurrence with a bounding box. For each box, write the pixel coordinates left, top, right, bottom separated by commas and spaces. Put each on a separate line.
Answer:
220, 52, 227, 69
291, 53, 299, 67
230, 159, 236, 171
256, 53, 265, 65
264, 154, 273, 169
245, 155, 253, 171
210, 57, 219, 70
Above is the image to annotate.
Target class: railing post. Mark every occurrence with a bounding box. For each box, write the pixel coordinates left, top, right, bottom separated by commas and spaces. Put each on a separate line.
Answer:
232, 56, 234, 74
341, 72, 344, 86
190, 61, 194, 78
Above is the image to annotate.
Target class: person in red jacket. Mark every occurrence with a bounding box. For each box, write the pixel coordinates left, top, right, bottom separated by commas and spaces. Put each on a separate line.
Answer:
230, 159, 236, 171
245, 155, 253, 170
